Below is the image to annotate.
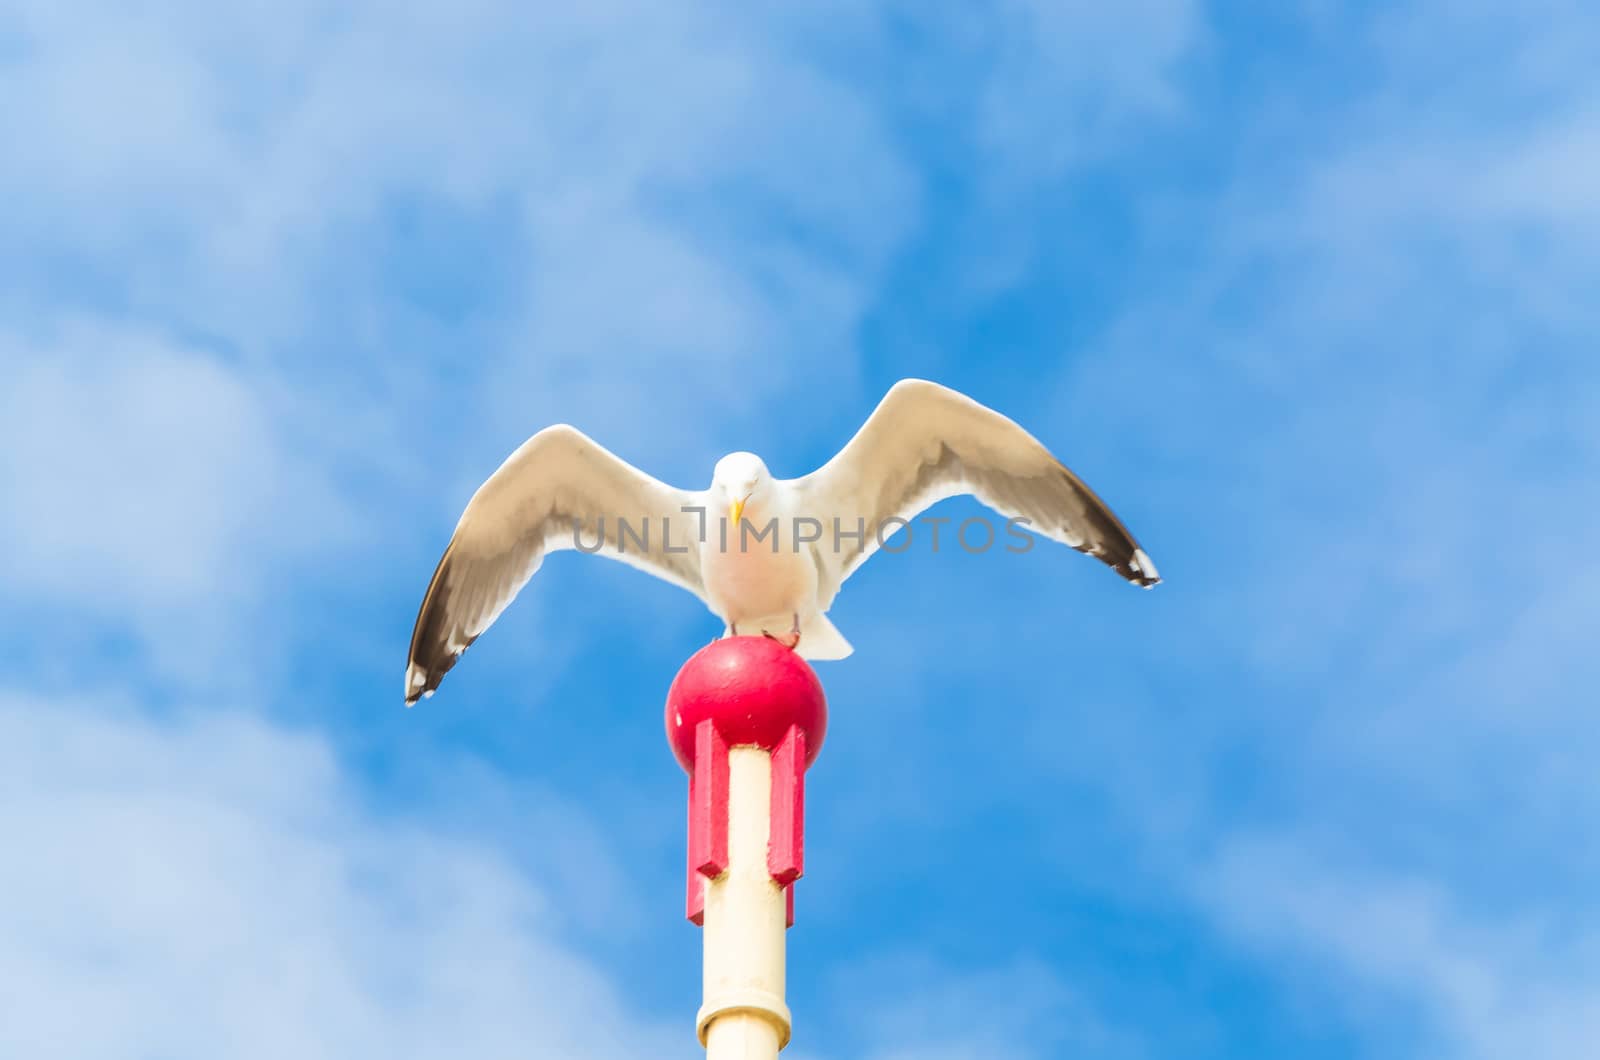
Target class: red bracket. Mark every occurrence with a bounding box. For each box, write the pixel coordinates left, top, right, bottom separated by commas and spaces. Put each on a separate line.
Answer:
684, 721, 810, 927
685, 719, 728, 925
767, 725, 806, 885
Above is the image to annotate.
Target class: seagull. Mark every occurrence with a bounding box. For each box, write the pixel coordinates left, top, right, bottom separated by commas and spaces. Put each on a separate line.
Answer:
405, 378, 1160, 704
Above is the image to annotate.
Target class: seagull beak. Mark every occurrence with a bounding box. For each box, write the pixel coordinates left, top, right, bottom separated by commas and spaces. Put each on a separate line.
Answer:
729, 497, 746, 526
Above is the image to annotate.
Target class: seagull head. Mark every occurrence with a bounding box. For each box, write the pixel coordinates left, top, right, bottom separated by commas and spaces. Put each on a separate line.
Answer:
712, 451, 770, 526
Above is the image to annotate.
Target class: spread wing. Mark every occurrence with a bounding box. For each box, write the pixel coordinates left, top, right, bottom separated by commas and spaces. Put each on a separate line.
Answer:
406, 425, 706, 704
791, 379, 1160, 607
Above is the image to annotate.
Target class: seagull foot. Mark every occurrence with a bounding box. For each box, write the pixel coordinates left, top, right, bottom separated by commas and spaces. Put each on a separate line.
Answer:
761, 630, 802, 650
760, 613, 802, 651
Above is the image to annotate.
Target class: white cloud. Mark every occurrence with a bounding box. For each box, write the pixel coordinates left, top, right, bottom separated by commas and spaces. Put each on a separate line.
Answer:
0, 690, 689, 1060
0, 1, 924, 695
0, 320, 347, 610
986, 5, 1600, 1054
796, 952, 1135, 1060
0, 0, 921, 448
27, 3, 1600, 1058
979, 0, 1198, 169
1041, 0, 1600, 668
0, 0, 1215, 694
0, 319, 358, 690
1200, 839, 1600, 1060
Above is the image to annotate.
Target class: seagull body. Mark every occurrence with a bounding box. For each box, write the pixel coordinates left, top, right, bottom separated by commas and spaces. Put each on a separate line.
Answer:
405, 379, 1160, 704
696, 465, 827, 648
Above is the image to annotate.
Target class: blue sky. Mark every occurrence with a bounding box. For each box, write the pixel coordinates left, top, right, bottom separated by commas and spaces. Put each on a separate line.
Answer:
2, 1, 1596, 1057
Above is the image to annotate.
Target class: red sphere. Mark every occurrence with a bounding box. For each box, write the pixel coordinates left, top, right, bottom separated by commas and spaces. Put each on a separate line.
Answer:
665, 637, 827, 773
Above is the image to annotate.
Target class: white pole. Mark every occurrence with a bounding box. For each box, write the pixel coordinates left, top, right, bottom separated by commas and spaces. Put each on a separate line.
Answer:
667, 637, 823, 1056
697, 745, 791, 1057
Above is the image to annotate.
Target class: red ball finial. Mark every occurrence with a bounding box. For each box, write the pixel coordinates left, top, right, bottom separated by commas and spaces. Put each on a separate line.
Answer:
665, 637, 827, 772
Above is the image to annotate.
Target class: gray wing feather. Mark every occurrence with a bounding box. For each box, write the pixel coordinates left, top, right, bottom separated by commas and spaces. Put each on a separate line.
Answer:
406, 425, 705, 703
792, 379, 1160, 607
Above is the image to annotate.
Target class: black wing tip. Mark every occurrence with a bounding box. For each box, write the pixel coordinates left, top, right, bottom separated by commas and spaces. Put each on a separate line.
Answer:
1075, 539, 1162, 588
403, 641, 470, 706
1122, 547, 1162, 588
404, 662, 438, 706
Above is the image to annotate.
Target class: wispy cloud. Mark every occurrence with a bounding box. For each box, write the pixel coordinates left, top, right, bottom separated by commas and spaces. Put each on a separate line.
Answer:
1200, 838, 1600, 1059
0, 320, 347, 608
4, 0, 1595, 1056
0, 689, 689, 1059
795, 952, 1134, 1060
0, 319, 356, 690
801, 2, 1600, 1054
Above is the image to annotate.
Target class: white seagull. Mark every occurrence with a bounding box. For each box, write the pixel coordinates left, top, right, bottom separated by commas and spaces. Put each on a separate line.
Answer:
405, 378, 1160, 704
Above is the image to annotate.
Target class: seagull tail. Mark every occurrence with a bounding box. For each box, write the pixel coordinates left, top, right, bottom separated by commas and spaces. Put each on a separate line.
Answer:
797, 610, 853, 661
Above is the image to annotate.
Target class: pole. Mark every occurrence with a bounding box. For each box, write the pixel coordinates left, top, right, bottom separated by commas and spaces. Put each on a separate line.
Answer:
666, 637, 827, 1058
701, 746, 787, 1056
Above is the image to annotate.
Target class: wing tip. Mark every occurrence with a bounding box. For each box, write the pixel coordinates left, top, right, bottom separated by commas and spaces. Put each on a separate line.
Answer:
404, 662, 438, 707
1128, 548, 1162, 588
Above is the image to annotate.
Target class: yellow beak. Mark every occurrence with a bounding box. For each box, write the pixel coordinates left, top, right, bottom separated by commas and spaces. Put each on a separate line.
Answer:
729, 498, 746, 526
